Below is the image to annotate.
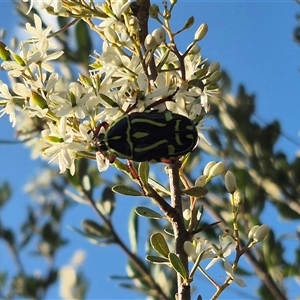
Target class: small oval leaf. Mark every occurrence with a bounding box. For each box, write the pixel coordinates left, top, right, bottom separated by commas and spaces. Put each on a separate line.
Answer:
182, 186, 208, 197
168, 252, 188, 279
112, 185, 143, 196
98, 187, 116, 216
82, 219, 110, 237
135, 207, 163, 219
150, 232, 170, 258
145, 255, 170, 264
138, 162, 150, 189
148, 178, 171, 195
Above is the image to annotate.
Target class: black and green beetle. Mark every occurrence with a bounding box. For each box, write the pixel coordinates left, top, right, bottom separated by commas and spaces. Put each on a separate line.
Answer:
94, 110, 198, 163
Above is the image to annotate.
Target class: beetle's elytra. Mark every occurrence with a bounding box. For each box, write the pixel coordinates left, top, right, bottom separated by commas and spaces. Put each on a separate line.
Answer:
97, 111, 198, 162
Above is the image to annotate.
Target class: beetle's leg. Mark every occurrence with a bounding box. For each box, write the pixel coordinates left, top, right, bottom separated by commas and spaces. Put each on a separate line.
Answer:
126, 160, 146, 195
92, 121, 109, 138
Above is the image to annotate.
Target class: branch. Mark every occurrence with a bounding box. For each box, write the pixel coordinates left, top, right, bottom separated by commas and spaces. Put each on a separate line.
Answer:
81, 189, 170, 300
168, 161, 191, 300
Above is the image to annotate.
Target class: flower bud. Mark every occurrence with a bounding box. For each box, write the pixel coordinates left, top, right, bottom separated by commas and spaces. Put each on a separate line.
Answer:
194, 23, 208, 41
170, 0, 177, 4
195, 175, 206, 187
149, 4, 159, 19
0, 41, 11, 61
209, 161, 226, 177
203, 161, 216, 176
46, 135, 63, 143
144, 34, 157, 50
183, 209, 191, 220
251, 225, 269, 243
188, 44, 201, 55
11, 52, 25, 66
183, 241, 196, 260
183, 16, 195, 30
233, 190, 244, 207
209, 62, 220, 73
225, 170, 237, 194
128, 17, 139, 35
248, 225, 259, 240
152, 28, 166, 45
104, 27, 119, 43
207, 71, 222, 85
31, 91, 48, 109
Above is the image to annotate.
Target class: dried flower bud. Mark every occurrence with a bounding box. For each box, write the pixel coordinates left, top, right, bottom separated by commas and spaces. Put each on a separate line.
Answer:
194, 23, 208, 41
225, 171, 237, 194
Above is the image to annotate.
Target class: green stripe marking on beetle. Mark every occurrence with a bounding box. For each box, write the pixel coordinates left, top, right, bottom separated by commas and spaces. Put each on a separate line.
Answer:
97, 110, 198, 162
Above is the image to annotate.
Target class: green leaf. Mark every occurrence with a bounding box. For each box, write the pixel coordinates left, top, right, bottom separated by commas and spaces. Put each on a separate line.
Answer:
69, 225, 110, 245
148, 178, 171, 195
135, 206, 164, 219
182, 186, 208, 197
150, 233, 170, 258
99, 93, 120, 108
2, 229, 14, 247
138, 162, 149, 189
98, 187, 115, 216
128, 209, 138, 253
0, 181, 11, 208
145, 255, 170, 264
82, 219, 110, 238
67, 159, 89, 188
75, 20, 92, 65
164, 228, 174, 236
112, 185, 143, 196
168, 252, 188, 279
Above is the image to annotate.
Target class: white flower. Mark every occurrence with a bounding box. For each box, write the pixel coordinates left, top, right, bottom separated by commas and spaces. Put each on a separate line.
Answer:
96, 151, 110, 172
26, 14, 53, 44
205, 236, 233, 270
224, 261, 246, 287
0, 81, 25, 127
41, 117, 86, 175
98, 0, 132, 29
24, 0, 63, 15
51, 82, 90, 119
184, 238, 212, 262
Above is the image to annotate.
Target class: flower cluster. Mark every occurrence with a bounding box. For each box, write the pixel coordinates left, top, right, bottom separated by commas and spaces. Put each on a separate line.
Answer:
1, 0, 220, 175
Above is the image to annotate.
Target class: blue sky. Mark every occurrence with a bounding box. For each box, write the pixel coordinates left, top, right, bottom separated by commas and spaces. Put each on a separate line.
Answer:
0, 1, 299, 299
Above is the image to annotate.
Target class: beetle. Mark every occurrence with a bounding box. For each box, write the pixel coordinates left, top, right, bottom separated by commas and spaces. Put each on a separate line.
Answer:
95, 110, 199, 163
